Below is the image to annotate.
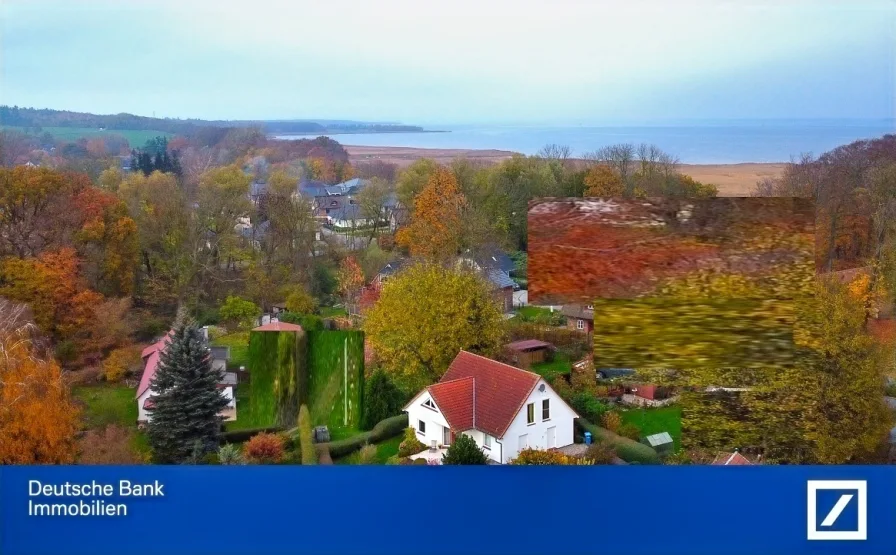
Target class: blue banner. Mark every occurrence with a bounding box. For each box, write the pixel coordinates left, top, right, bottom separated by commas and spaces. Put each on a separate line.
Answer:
1, 465, 894, 555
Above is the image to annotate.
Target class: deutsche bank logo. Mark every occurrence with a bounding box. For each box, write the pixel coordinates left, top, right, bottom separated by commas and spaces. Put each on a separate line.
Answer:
807, 480, 867, 540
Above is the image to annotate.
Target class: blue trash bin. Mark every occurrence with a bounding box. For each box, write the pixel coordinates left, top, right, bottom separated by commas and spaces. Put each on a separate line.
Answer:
584, 431, 592, 445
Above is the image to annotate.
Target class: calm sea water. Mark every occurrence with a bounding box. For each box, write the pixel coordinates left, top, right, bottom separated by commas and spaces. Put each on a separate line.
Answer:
276, 120, 895, 164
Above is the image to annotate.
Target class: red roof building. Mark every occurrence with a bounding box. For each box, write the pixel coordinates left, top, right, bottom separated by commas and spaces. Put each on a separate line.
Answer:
252, 321, 304, 332
403, 351, 580, 464
711, 451, 753, 466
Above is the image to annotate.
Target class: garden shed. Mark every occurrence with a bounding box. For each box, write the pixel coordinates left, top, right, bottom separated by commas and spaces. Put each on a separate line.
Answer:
641, 432, 674, 456
504, 339, 554, 369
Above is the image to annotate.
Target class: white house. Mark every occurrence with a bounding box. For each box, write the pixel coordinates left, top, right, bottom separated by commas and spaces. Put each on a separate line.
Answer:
403, 351, 578, 464
136, 331, 236, 426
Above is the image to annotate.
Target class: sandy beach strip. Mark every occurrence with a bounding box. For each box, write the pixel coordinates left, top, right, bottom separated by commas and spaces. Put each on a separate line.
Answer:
345, 145, 786, 196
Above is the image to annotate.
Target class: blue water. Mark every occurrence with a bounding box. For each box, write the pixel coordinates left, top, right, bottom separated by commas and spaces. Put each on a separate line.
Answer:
276, 120, 895, 164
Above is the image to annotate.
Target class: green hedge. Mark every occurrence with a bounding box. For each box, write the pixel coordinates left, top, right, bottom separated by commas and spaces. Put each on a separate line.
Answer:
575, 418, 660, 464
307, 330, 364, 430
322, 414, 407, 459
247, 328, 308, 427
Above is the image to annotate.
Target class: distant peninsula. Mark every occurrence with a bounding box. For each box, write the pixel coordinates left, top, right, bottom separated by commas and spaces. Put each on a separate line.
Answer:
0, 106, 437, 138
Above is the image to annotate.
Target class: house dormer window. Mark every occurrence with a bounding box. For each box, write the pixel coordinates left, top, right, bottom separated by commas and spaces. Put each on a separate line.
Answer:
586, 305, 593, 311
422, 398, 436, 411
576, 319, 585, 330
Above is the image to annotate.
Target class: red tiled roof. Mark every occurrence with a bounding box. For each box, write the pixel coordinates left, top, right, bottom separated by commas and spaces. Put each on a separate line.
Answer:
136, 331, 174, 399
252, 321, 303, 332
428, 377, 474, 431
711, 452, 752, 465
439, 351, 541, 438
505, 339, 552, 352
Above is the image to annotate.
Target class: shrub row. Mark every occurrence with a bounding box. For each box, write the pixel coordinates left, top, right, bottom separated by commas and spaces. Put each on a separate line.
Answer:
219, 426, 284, 444
574, 418, 659, 464
322, 414, 408, 459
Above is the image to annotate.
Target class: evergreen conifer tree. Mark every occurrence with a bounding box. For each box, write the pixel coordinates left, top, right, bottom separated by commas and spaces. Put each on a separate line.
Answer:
146, 324, 229, 463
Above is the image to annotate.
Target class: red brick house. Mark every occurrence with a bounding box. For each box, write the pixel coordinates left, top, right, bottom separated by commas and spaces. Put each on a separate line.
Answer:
562, 303, 594, 333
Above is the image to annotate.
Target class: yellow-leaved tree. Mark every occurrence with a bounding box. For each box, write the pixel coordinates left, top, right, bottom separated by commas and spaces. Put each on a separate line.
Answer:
363, 262, 505, 390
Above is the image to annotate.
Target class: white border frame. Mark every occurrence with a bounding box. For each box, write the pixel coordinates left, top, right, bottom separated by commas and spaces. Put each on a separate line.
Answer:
806, 480, 867, 540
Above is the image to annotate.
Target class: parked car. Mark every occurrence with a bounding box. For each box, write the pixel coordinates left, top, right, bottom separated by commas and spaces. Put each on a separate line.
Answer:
595, 368, 636, 380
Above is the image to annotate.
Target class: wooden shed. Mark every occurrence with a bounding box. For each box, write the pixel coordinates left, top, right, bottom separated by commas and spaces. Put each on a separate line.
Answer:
504, 339, 554, 369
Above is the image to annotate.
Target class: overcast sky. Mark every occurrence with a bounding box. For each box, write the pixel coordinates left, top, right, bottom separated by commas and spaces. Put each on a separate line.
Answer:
1, 0, 893, 125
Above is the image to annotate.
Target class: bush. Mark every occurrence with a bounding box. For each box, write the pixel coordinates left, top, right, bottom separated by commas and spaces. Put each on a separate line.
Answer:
278, 312, 324, 331
585, 442, 617, 465
219, 296, 261, 329
361, 370, 404, 430
218, 443, 245, 465
398, 426, 426, 458
575, 419, 659, 464
219, 426, 284, 444
413, 457, 428, 465
282, 285, 318, 315
358, 444, 377, 464
571, 393, 609, 423
618, 423, 641, 441
243, 432, 285, 464
385, 455, 401, 465
298, 405, 317, 465
510, 448, 574, 465
885, 382, 896, 397
102, 345, 142, 382
77, 425, 145, 464
601, 411, 621, 432
441, 434, 488, 465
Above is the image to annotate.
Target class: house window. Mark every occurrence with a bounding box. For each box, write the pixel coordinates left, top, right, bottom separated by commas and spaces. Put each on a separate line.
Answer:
576, 319, 585, 330
483, 434, 492, 450
418, 420, 426, 434
586, 304, 593, 311
519, 434, 528, 449
443, 426, 452, 446
527, 403, 535, 425
422, 398, 436, 410
542, 399, 550, 421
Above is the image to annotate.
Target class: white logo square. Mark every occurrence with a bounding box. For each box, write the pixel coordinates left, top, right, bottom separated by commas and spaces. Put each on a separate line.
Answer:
807, 480, 867, 540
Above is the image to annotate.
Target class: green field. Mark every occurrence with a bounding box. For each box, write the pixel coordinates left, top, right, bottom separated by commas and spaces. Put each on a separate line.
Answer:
2, 125, 172, 146
620, 405, 682, 451
531, 358, 572, 380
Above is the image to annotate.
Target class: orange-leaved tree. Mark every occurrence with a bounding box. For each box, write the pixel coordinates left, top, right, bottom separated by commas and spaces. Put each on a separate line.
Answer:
0, 301, 80, 464
583, 164, 625, 197
337, 256, 365, 313
395, 167, 468, 260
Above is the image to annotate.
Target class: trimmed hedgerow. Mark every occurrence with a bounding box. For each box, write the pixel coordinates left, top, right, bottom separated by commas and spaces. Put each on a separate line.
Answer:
322, 414, 407, 459
298, 404, 317, 465
247, 328, 307, 427
575, 418, 659, 464
307, 330, 364, 430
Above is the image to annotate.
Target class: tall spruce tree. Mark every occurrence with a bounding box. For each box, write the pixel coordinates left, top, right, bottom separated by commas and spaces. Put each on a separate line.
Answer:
146, 324, 229, 463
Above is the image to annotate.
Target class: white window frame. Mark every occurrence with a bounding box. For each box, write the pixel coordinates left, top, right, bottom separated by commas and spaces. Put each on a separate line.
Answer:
483, 434, 492, 450
576, 319, 585, 330
526, 402, 535, 425
418, 420, 426, 435
542, 398, 550, 421
422, 398, 436, 411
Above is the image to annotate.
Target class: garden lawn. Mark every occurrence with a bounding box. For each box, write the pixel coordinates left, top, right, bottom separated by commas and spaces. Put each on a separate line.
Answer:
71, 383, 151, 458
531, 359, 572, 380
73, 383, 137, 429
335, 435, 402, 465
517, 306, 553, 320
319, 306, 347, 318
223, 381, 267, 431
212, 331, 250, 370
620, 405, 682, 451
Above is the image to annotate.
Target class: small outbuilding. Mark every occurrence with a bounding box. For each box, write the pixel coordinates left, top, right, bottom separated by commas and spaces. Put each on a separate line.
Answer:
641, 432, 674, 456
504, 339, 554, 369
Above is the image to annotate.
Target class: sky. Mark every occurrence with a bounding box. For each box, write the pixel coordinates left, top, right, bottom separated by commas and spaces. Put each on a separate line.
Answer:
1, 0, 894, 125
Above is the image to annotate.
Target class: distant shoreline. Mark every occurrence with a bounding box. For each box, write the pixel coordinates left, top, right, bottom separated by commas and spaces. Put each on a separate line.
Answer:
344, 145, 787, 196
274, 130, 447, 138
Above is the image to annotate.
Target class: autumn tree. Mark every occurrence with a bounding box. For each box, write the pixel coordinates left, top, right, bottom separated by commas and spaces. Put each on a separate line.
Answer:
73, 186, 139, 296
78, 425, 145, 464
282, 284, 317, 314
356, 177, 391, 245
395, 158, 439, 213
396, 167, 468, 260
363, 262, 505, 390
583, 164, 624, 197
0, 301, 80, 464
336, 256, 365, 313
0, 166, 80, 258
